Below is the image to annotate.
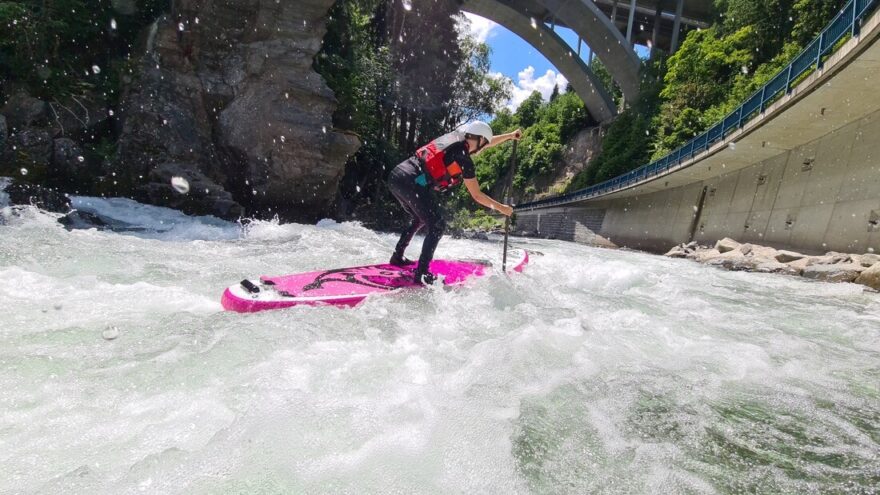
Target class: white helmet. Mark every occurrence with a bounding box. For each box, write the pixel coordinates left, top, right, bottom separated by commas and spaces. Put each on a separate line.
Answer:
460, 121, 493, 145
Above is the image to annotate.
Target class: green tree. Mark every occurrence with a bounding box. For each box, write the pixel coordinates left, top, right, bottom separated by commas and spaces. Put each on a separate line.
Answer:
0, 0, 168, 102
590, 58, 623, 106
515, 91, 544, 128
715, 0, 795, 63
651, 25, 755, 156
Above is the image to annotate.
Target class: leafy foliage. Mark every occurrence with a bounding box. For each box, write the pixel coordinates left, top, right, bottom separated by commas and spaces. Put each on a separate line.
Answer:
469, 88, 591, 198
0, 0, 169, 102
652, 0, 847, 158
565, 0, 847, 192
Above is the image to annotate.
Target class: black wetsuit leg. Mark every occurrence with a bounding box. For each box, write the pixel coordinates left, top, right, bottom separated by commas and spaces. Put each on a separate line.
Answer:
387, 159, 446, 275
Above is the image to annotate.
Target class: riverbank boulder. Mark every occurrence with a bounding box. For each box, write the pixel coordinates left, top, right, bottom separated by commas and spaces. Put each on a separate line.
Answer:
4, 130, 53, 180
663, 237, 878, 290
802, 263, 865, 283
855, 263, 880, 290
51, 138, 87, 183
46, 95, 112, 140
775, 250, 805, 263
855, 253, 880, 267
1, 178, 71, 213
1, 92, 49, 130
715, 237, 740, 253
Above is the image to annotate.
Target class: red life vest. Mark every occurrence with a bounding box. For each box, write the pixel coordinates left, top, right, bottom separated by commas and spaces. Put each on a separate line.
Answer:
415, 131, 466, 192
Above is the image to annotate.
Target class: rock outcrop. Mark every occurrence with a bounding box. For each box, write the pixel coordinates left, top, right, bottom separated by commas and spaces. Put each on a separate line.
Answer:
509, 127, 603, 202
0, 115, 7, 152
0, 177, 71, 214
1, 91, 49, 130
115, 0, 360, 220
664, 238, 880, 290
855, 263, 880, 290
0, 89, 115, 193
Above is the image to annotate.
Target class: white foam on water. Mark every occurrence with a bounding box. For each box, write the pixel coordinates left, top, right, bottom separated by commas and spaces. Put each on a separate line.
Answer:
0, 198, 878, 493
0, 177, 10, 209
70, 196, 241, 241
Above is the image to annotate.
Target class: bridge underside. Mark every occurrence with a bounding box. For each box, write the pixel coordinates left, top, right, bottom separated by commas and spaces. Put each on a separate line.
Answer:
459, 0, 714, 121
463, 0, 618, 121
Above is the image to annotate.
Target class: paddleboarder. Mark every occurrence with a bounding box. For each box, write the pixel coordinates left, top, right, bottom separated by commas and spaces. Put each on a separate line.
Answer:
387, 121, 521, 284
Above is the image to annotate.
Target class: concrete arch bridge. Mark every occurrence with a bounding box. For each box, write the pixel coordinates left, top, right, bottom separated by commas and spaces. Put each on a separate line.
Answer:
459, 0, 712, 121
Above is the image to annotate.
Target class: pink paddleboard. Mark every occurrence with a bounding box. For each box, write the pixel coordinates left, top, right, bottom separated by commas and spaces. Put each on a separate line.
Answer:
221, 249, 529, 313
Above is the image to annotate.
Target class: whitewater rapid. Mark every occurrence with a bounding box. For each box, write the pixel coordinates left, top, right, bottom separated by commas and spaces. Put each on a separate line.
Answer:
0, 198, 878, 494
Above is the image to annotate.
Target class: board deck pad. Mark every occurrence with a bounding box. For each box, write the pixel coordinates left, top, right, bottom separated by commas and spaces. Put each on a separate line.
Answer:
221, 249, 528, 312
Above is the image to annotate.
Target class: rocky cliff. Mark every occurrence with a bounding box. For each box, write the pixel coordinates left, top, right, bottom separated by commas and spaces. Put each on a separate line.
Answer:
493, 126, 604, 204
115, 0, 360, 220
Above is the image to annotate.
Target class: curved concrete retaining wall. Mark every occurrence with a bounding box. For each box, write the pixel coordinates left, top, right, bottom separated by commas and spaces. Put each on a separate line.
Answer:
518, 109, 880, 254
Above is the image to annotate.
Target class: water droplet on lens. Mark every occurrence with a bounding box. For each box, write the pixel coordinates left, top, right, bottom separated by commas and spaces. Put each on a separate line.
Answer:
102, 326, 119, 340
77, 156, 85, 163
20, 168, 28, 176
110, 18, 117, 30
92, 65, 101, 74
171, 176, 190, 194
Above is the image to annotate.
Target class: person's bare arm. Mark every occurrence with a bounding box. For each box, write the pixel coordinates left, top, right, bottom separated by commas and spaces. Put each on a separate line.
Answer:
464, 178, 513, 217
487, 129, 522, 149
472, 129, 522, 156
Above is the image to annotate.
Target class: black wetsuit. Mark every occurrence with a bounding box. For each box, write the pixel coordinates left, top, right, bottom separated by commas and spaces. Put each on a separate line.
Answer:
387, 140, 476, 277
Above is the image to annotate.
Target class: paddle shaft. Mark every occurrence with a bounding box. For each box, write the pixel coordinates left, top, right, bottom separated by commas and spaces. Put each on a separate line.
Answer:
502, 139, 518, 272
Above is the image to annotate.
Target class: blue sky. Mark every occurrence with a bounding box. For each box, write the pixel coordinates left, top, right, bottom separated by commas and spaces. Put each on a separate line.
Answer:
460, 13, 650, 111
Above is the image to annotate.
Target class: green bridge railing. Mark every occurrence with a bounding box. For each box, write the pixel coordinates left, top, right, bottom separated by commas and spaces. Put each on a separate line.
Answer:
516, 0, 878, 211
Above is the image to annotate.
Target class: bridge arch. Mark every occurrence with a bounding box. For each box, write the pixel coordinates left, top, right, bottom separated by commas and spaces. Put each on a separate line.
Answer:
460, 0, 643, 119
462, 0, 618, 121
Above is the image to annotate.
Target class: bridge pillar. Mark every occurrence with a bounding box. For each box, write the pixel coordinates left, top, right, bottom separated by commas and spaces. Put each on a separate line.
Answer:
648, 0, 663, 60
625, 0, 637, 43
650, 1, 663, 59
671, 0, 685, 53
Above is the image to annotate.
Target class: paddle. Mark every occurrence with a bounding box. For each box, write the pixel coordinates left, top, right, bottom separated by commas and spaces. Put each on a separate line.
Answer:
502, 139, 518, 272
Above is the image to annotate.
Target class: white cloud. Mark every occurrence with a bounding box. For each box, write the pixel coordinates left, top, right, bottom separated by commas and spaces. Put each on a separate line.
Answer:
495, 66, 569, 112
458, 12, 498, 43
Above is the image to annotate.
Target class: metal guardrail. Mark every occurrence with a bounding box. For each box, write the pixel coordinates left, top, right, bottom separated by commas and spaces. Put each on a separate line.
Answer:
517, 0, 878, 211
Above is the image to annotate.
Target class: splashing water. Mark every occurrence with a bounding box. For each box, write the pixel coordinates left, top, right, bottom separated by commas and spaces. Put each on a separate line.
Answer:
0, 198, 877, 493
